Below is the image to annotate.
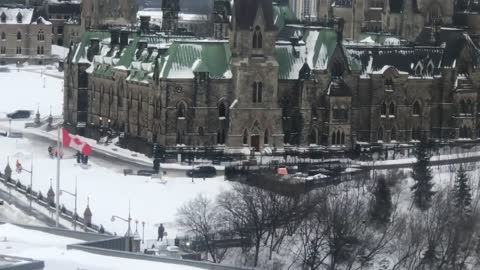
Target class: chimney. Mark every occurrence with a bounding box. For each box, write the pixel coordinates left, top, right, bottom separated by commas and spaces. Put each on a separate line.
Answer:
140, 16, 151, 34
334, 17, 345, 43
110, 29, 120, 46
120, 30, 129, 47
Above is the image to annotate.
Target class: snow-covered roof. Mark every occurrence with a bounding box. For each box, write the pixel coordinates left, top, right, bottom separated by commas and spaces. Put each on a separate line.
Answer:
0, 7, 34, 25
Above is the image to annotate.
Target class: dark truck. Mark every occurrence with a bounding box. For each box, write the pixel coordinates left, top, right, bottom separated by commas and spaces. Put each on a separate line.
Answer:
187, 166, 217, 178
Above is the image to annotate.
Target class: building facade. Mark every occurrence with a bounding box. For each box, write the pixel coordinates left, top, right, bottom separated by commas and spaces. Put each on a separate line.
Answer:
0, 7, 53, 64
64, 0, 480, 154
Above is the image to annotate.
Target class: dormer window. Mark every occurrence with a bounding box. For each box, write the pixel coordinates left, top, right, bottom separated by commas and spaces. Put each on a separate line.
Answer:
1, 13, 6, 23
426, 61, 434, 76
414, 62, 423, 76
16, 13, 22, 24
252, 25, 262, 49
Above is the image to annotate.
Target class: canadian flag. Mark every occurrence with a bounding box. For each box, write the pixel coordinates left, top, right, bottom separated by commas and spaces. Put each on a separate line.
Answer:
62, 128, 93, 156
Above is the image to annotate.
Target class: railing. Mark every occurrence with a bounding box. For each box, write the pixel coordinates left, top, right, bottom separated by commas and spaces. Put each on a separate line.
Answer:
0, 173, 112, 235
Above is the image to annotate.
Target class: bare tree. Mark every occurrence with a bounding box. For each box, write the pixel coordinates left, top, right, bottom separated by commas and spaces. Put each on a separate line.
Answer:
176, 194, 228, 263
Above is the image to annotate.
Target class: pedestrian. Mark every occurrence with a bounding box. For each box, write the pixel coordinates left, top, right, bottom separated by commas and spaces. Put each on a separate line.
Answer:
76, 151, 81, 164
48, 145, 53, 157
157, 224, 165, 242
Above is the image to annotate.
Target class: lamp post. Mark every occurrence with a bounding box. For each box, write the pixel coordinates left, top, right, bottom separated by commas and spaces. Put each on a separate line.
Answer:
8, 118, 11, 136
22, 154, 34, 215
111, 200, 132, 236
141, 221, 145, 244
61, 178, 78, 231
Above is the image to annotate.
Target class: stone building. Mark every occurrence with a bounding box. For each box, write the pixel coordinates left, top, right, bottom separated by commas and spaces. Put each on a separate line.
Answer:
308, 0, 454, 41
64, 0, 480, 154
81, 0, 138, 30
0, 7, 53, 64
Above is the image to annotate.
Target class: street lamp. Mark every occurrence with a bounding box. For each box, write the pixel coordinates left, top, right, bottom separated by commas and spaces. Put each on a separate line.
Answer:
61, 178, 78, 231
22, 154, 34, 215
141, 221, 145, 244
111, 200, 132, 237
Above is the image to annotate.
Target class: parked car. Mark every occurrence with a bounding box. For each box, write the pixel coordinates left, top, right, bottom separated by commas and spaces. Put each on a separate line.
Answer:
7, 110, 32, 119
187, 166, 217, 178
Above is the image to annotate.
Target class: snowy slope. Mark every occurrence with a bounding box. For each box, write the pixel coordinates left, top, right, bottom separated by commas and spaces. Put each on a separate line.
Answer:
0, 223, 204, 270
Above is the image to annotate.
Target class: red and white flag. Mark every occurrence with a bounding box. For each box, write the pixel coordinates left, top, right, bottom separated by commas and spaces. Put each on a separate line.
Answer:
62, 128, 93, 156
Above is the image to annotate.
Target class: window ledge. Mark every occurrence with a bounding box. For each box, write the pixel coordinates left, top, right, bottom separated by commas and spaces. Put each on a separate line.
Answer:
380, 115, 386, 118
177, 117, 185, 120
388, 115, 395, 118
412, 114, 420, 117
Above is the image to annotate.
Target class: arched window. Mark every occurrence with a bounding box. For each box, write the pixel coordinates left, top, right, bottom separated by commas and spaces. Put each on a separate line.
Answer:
218, 102, 226, 117
177, 102, 186, 118
252, 82, 262, 103
16, 13, 22, 24
413, 101, 421, 116
37, 30, 44, 41
176, 131, 185, 145
0, 46, 5, 54
16, 46, 21, 54
336, 130, 341, 145
389, 102, 395, 117
17, 32, 21, 40
252, 25, 262, 49
341, 132, 345, 145
381, 102, 387, 116
37, 46, 40, 54
198, 127, 204, 136
242, 129, 248, 145
426, 61, 434, 76
378, 127, 384, 142
1, 32, 5, 40
264, 129, 270, 145
331, 132, 336, 145
309, 128, 318, 144
391, 127, 397, 141
0, 13, 6, 23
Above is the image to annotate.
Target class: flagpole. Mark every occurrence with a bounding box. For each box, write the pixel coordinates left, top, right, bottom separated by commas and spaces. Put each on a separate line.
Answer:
55, 125, 61, 227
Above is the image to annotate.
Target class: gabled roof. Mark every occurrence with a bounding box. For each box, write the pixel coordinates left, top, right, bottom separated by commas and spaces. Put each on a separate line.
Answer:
415, 27, 480, 68
0, 7, 34, 24
234, 0, 276, 30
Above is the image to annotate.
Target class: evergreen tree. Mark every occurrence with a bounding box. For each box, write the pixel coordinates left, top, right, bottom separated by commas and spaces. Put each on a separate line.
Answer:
370, 176, 392, 225
411, 138, 435, 211
453, 165, 472, 212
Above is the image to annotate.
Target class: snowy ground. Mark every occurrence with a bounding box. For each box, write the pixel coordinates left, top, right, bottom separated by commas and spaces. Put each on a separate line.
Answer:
0, 203, 44, 226
0, 223, 204, 270
0, 65, 63, 119
0, 136, 231, 241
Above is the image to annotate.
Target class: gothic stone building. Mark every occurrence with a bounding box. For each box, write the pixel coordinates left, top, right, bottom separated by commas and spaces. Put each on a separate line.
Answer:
64, 0, 480, 153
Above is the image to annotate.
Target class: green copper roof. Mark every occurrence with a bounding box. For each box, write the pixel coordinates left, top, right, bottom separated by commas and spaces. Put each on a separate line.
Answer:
159, 41, 232, 79
73, 31, 110, 64
276, 27, 338, 80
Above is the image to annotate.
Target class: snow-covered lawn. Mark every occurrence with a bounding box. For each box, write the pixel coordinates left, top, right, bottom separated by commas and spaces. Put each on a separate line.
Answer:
0, 223, 204, 270
0, 66, 63, 118
0, 203, 44, 226
0, 136, 231, 240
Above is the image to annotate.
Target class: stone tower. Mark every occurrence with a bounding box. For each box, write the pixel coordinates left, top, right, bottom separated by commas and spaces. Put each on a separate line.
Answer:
161, 0, 180, 32
228, 0, 284, 151
81, 0, 138, 30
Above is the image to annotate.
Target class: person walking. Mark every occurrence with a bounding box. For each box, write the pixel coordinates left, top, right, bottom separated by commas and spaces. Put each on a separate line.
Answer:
157, 224, 165, 242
